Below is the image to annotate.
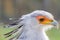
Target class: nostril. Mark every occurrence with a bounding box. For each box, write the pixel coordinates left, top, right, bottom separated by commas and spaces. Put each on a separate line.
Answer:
51, 20, 53, 22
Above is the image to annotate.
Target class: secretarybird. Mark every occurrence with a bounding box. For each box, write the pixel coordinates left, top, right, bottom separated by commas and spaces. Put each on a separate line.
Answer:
4, 10, 59, 40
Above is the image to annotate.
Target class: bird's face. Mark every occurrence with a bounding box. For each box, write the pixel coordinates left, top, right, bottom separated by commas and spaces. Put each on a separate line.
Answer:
35, 15, 58, 31
29, 10, 59, 31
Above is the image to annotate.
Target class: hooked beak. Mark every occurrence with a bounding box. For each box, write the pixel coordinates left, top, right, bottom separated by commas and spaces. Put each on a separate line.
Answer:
51, 20, 59, 29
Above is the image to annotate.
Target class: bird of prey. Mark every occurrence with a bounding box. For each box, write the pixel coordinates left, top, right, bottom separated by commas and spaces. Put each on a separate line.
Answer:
4, 10, 59, 40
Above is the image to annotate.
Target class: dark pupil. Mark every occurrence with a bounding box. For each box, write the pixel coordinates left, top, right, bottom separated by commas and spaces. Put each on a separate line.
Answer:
39, 18, 44, 22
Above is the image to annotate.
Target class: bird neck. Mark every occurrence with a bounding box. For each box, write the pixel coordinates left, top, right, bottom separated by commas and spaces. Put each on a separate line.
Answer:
22, 27, 49, 40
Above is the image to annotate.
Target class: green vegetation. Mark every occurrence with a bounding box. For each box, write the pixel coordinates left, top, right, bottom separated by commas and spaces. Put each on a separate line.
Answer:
47, 28, 60, 40
0, 25, 17, 40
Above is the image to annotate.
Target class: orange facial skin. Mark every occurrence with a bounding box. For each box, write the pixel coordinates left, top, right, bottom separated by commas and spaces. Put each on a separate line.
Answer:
36, 16, 53, 24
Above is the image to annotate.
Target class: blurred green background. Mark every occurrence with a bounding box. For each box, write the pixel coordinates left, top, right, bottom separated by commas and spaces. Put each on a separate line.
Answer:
0, 0, 60, 40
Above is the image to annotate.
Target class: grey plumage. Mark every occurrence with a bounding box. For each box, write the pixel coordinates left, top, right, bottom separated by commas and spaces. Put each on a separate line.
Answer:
4, 10, 59, 40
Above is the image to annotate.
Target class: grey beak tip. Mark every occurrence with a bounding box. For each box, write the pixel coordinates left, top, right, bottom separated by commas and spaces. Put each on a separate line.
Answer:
52, 20, 59, 29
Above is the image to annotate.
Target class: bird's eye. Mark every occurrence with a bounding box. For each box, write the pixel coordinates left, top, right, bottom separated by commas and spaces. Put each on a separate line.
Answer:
36, 16, 53, 24
39, 18, 44, 22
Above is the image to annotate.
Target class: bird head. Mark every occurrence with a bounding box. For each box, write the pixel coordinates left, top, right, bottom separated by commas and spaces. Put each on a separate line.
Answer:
21, 10, 59, 31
